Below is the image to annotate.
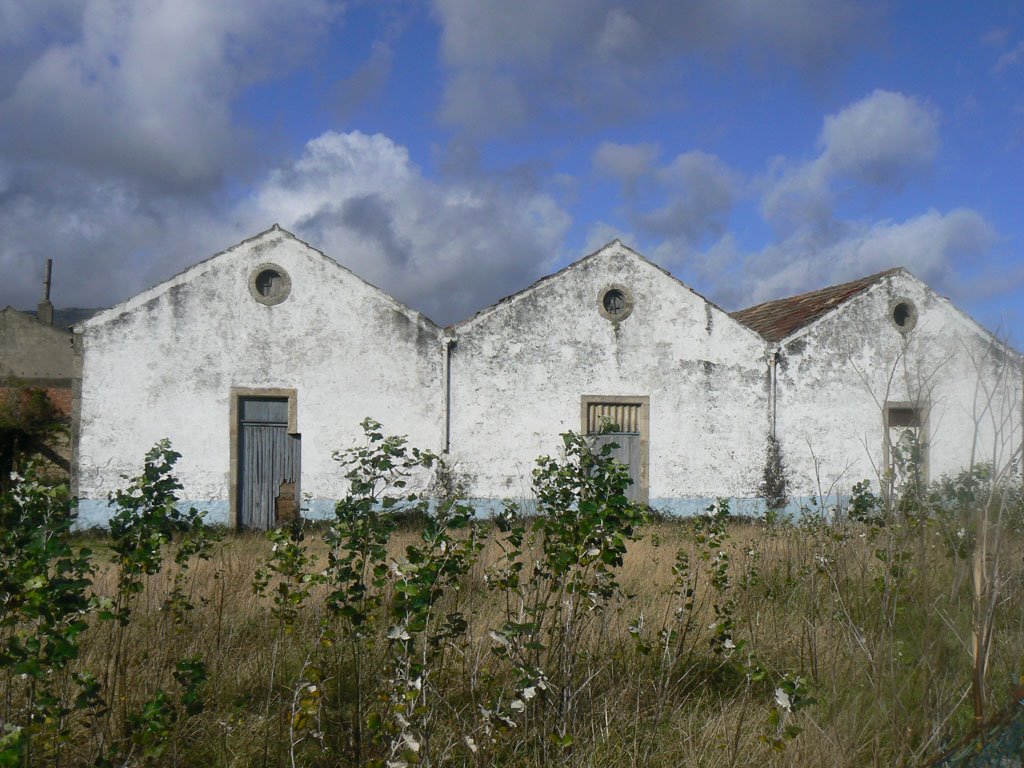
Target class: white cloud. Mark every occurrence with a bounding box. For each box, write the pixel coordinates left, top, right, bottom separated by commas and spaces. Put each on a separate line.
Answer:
819, 90, 939, 187
697, 208, 997, 311
582, 221, 635, 254
761, 90, 939, 233
0, 130, 574, 325
0, 0, 340, 189
240, 131, 573, 324
0, 0, 349, 314
994, 39, 1024, 73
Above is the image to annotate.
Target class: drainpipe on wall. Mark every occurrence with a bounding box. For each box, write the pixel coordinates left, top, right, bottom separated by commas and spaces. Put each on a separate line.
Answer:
768, 347, 780, 440
444, 334, 456, 454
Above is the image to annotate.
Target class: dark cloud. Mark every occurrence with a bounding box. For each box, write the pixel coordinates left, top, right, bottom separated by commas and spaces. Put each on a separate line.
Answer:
592, 142, 660, 186
0, 0, 341, 191
433, 0, 871, 135
0, 161, 240, 312
338, 194, 411, 267
593, 144, 741, 247
241, 131, 572, 325
638, 151, 741, 242
0, 0, 345, 311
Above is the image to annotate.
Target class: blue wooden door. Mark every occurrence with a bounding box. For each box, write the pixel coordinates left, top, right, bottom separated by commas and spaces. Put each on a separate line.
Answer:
238, 398, 300, 530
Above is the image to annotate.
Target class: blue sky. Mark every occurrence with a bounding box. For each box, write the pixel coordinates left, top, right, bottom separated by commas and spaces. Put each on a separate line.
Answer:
1, 0, 1022, 337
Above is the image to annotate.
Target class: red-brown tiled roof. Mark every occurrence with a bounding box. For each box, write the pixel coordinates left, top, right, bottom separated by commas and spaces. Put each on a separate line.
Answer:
730, 268, 902, 342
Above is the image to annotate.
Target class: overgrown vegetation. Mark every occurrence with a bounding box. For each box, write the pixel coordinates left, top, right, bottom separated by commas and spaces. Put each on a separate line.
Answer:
2, 419, 1024, 766
0, 386, 64, 489
760, 435, 789, 516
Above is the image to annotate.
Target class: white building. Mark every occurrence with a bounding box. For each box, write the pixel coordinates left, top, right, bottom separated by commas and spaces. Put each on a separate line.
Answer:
74, 227, 443, 527
72, 227, 1023, 527
447, 240, 768, 515
734, 268, 1023, 505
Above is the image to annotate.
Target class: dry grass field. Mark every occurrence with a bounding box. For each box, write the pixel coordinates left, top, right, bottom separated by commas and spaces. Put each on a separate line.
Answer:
3, 435, 1023, 767
6, 515, 1013, 768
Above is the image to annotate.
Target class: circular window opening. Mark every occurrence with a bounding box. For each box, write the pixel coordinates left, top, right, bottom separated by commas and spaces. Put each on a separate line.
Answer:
248, 263, 291, 305
598, 284, 634, 321
889, 299, 917, 333
256, 269, 281, 297
603, 289, 626, 314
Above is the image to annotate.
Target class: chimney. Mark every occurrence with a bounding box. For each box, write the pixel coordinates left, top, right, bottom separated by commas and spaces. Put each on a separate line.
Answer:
37, 258, 53, 326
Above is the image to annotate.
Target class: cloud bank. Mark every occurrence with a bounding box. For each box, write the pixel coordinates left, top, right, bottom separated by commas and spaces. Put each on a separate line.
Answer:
433, 0, 868, 135
241, 131, 571, 324
0, 3, 1012, 336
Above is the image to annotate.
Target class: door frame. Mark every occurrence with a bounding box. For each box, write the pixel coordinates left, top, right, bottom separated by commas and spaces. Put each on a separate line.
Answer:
229, 387, 299, 529
580, 395, 650, 504
882, 400, 929, 497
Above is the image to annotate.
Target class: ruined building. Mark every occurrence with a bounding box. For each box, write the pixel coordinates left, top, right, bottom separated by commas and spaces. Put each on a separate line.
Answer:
70, 227, 1022, 527
0, 260, 87, 479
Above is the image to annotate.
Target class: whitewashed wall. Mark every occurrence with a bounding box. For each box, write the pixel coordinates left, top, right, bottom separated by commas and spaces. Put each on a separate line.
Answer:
448, 242, 771, 513
75, 227, 444, 525
775, 271, 1022, 501
73, 230, 1021, 525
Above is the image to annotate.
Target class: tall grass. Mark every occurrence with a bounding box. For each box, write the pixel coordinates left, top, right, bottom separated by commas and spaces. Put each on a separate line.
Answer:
2, 431, 1023, 766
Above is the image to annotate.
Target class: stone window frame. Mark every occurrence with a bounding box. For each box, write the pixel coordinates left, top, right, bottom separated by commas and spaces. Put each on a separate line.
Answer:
580, 394, 650, 504
228, 387, 298, 529
597, 283, 635, 322
248, 263, 292, 306
882, 400, 929, 494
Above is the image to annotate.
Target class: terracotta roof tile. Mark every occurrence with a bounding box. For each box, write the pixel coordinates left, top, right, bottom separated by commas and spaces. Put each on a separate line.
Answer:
730, 268, 902, 342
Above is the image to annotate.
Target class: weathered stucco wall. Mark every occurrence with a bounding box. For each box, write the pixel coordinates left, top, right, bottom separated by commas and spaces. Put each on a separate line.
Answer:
775, 272, 1022, 500
72, 229, 1022, 525
76, 228, 444, 525
448, 242, 771, 512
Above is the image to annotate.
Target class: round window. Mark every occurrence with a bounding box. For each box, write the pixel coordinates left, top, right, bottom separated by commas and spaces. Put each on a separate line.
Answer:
598, 284, 634, 321
889, 298, 917, 333
248, 263, 291, 305
603, 289, 626, 314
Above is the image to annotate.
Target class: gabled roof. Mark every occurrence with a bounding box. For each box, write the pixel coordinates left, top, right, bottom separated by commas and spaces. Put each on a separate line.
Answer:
730, 268, 904, 342
450, 240, 759, 341
75, 226, 440, 332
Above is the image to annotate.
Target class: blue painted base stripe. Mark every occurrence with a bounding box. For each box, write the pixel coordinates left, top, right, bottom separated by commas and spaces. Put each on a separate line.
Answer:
74, 495, 847, 528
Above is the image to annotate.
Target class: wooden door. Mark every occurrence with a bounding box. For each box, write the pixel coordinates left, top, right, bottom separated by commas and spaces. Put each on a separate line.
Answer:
238, 397, 300, 530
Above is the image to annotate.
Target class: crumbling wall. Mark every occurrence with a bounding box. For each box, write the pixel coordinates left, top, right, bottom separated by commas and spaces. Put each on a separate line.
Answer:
0, 309, 78, 481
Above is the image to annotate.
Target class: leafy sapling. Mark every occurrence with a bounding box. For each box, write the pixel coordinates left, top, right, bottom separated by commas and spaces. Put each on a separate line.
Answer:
485, 430, 647, 756
98, 440, 214, 762
0, 465, 93, 767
